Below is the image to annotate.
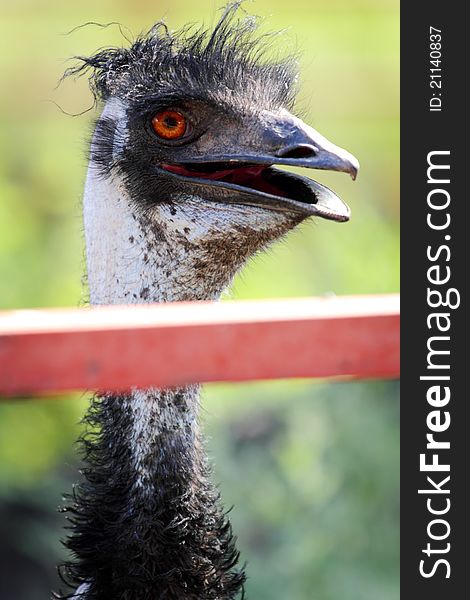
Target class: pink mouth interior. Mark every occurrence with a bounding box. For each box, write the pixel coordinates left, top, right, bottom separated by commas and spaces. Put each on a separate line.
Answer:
161, 163, 292, 199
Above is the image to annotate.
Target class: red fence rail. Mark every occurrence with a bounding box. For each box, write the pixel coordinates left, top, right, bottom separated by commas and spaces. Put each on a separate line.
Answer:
0, 294, 399, 397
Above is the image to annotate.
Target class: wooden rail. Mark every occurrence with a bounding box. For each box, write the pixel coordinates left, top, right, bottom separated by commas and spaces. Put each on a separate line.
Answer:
0, 294, 399, 397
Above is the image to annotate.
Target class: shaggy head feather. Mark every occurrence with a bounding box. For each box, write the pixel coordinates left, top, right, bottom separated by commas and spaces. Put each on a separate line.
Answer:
66, 3, 298, 116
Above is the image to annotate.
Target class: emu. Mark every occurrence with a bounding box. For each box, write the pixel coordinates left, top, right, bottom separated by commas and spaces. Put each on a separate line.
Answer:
60, 5, 358, 599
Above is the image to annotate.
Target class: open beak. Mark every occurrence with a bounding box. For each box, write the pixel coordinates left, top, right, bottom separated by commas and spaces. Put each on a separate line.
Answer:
158, 111, 359, 222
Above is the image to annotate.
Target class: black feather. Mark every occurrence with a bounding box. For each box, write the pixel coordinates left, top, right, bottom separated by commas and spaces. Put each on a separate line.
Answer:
64, 2, 298, 115
58, 391, 246, 599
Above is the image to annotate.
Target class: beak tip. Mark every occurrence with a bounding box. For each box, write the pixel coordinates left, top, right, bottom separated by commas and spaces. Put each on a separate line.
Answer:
348, 156, 360, 181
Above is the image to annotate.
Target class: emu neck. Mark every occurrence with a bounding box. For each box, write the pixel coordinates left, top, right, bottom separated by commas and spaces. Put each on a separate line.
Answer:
83, 164, 265, 305
83, 165, 213, 490
64, 166, 248, 599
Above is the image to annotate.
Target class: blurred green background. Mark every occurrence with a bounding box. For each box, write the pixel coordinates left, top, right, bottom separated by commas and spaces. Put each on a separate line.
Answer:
0, 1, 399, 599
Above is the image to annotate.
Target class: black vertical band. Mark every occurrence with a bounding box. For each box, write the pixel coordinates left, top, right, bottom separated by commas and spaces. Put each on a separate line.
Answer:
401, 3, 466, 598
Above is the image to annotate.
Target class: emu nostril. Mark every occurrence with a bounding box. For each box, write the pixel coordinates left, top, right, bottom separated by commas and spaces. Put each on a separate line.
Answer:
276, 144, 317, 159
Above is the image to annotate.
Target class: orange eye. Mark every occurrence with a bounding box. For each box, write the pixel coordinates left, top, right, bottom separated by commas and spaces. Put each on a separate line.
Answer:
151, 110, 187, 140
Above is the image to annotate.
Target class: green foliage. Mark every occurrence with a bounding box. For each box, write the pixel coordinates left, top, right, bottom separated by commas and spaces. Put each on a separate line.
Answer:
203, 380, 399, 600
0, 0, 398, 598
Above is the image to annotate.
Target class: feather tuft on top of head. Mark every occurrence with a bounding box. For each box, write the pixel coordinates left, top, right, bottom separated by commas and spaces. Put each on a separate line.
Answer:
64, 2, 299, 115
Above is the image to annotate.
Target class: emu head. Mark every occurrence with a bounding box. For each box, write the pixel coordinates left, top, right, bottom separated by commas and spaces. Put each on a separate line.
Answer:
75, 5, 359, 304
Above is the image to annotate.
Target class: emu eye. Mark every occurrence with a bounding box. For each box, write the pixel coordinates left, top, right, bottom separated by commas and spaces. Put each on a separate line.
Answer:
151, 110, 187, 140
